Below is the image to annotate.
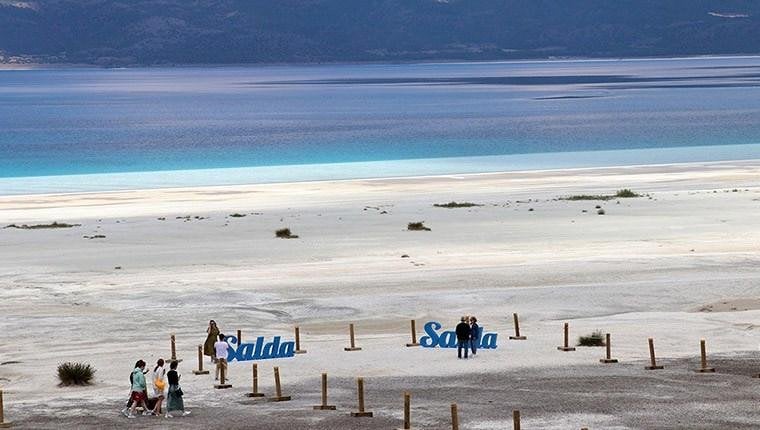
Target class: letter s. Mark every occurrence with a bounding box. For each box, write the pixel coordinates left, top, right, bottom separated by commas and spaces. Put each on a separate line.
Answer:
420, 321, 441, 348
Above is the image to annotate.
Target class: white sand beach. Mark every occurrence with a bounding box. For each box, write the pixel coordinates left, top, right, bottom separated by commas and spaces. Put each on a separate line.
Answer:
1, 160, 759, 429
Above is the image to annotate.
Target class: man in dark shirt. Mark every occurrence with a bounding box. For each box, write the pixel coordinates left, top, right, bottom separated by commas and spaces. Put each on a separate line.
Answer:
455, 316, 471, 359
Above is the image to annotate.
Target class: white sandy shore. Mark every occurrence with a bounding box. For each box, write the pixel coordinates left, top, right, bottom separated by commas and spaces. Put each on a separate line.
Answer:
1, 160, 759, 429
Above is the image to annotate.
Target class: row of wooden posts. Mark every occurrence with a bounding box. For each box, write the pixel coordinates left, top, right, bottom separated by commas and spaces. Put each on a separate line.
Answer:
169, 315, 728, 374
0, 314, 744, 428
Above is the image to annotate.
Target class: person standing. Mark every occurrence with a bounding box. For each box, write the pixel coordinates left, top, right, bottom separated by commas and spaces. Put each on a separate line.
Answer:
455, 317, 471, 359
204, 320, 220, 363
165, 360, 190, 418
469, 316, 480, 356
127, 360, 150, 419
151, 359, 166, 416
214, 333, 230, 381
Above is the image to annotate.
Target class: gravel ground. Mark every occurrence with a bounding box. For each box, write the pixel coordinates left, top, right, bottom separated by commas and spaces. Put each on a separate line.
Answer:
12, 354, 760, 429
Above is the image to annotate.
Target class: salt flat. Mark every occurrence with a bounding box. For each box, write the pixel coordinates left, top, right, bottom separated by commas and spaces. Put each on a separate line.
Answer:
0, 161, 759, 429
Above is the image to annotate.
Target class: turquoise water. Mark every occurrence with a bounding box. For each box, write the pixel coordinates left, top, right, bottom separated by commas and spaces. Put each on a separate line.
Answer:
1, 56, 760, 193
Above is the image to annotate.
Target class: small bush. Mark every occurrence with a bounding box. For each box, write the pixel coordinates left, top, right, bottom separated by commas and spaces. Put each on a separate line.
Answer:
229, 213, 246, 218
615, 189, 641, 198
275, 228, 299, 239
577, 331, 605, 347
407, 222, 431, 231
561, 194, 612, 201
597, 209, 606, 215
58, 362, 96, 386
433, 202, 482, 208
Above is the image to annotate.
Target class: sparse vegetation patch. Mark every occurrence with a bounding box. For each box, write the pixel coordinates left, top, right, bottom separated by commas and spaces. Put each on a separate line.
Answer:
57, 362, 95, 386
561, 189, 643, 201
4, 221, 81, 230
578, 330, 605, 347
276, 228, 299, 239
407, 222, 431, 231
433, 202, 482, 208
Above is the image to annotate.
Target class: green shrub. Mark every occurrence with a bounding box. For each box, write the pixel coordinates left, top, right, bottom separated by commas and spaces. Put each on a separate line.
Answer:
578, 331, 605, 347
407, 222, 431, 231
58, 362, 96, 386
275, 228, 299, 238
229, 213, 246, 218
615, 189, 641, 198
433, 202, 482, 208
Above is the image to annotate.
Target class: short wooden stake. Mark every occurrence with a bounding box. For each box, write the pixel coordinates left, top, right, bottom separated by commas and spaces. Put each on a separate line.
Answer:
645, 337, 664, 370
0, 390, 12, 428
350, 377, 373, 417
313, 373, 336, 410
406, 320, 420, 347
509, 313, 527, 340
193, 344, 209, 375
451, 403, 459, 430
396, 391, 412, 430
294, 326, 307, 354
268, 366, 291, 402
695, 339, 715, 373
513, 410, 521, 430
600, 333, 618, 363
170, 333, 182, 362
344, 323, 362, 351
237, 329, 242, 344
246, 363, 265, 398
214, 362, 232, 389
557, 322, 576, 351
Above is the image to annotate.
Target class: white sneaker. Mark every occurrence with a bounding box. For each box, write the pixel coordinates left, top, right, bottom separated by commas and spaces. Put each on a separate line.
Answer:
127, 414, 136, 419
165, 413, 173, 418
121, 408, 129, 417
182, 411, 191, 416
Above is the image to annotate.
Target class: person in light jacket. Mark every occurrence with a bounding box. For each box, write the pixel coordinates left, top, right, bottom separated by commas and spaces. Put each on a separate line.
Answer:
127, 360, 149, 418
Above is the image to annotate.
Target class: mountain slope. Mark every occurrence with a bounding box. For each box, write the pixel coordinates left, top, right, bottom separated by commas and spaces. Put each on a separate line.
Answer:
2, 0, 760, 65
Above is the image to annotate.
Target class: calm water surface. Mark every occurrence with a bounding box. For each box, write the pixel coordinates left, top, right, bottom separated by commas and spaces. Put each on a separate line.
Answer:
1, 57, 760, 192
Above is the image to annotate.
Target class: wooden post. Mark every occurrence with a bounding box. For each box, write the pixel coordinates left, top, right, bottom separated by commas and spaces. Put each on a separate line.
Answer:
214, 361, 232, 389
170, 334, 177, 361
313, 373, 336, 410
513, 410, 521, 430
246, 363, 265, 398
350, 377, 373, 417
344, 323, 362, 351
406, 320, 420, 347
451, 403, 459, 430
269, 366, 292, 402
396, 391, 412, 430
237, 329, 242, 344
695, 339, 715, 373
295, 326, 307, 354
0, 389, 12, 428
557, 322, 576, 351
509, 313, 527, 340
193, 345, 209, 375
645, 337, 664, 370
600, 333, 618, 363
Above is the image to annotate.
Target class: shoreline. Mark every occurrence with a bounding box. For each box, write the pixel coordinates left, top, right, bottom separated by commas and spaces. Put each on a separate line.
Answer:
2, 143, 759, 197
4, 53, 760, 70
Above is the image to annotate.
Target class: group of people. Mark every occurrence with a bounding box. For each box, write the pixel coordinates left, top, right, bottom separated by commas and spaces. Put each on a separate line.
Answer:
455, 316, 480, 359
203, 320, 231, 381
122, 358, 190, 418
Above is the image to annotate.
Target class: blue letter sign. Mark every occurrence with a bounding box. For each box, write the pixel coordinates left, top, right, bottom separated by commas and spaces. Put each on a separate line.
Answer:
224, 335, 296, 362
419, 321, 498, 349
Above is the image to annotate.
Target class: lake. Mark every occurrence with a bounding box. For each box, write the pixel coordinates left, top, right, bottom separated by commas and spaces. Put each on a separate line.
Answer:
1, 56, 760, 193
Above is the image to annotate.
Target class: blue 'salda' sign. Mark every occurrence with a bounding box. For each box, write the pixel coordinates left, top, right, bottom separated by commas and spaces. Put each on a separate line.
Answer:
419, 321, 498, 349
224, 335, 295, 362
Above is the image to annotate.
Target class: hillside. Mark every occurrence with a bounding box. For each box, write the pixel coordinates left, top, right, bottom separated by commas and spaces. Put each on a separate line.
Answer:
1, 0, 760, 65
